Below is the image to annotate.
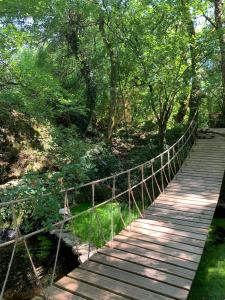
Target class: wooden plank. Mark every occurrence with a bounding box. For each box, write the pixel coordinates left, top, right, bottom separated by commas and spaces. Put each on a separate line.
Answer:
172, 177, 221, 186
98, 247, 196, 280
145, 207, 212, 223
110, 240, 199, 270
184, 157, 225, 163
68, 269, 172, 300
169, 180, 221, 188
174, 172, 222, 180
177, 169, 223, 176
55, 276, 127, 300
113, 234, 201, 263
165, 185, 219, 194
80, 260, 189, 299
184, 158, 224, 164
180, 168, 224, 174
173, 173, 222, 180
129, 221, 207, 242
182, 162, 225, 168
46, 286, 85, 300
163, 183, 220, 192
157, 194, 218, 206
120, 229, 202, 254
154, 199, 215, 212
151, 202, 214, 216
144, 209, 211, 228
162, 191, 219, 201
158, 196, 218, 205
89, 252, 192, 289
123, 224, 205, 248
136, 218, 208, 235
155, 193, 217, 205
143, 214, 210, 230
165, 186, 218, 195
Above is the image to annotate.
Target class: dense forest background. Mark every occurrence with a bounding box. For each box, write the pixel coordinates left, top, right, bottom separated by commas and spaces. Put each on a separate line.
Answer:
0, 0, 225, 203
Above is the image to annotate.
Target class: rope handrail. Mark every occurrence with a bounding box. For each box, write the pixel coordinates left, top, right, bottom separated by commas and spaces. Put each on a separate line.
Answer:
64, 110, 198, 190
0, 110, 198, 208
0, 113, 198, 246
0, 111, 198, 300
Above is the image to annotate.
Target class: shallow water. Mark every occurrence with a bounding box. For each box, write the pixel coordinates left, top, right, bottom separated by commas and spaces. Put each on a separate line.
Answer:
0, 233, 79, 300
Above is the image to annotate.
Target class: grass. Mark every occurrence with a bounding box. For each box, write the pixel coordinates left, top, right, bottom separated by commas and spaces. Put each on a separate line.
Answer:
188, 217, 225, 300
68, 201, 140, 248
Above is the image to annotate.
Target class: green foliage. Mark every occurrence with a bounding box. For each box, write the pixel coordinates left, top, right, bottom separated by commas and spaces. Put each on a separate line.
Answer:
84, 144, 123, 180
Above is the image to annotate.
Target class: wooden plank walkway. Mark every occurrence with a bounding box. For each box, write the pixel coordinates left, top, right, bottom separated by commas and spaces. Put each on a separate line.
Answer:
44, 129, 225, 300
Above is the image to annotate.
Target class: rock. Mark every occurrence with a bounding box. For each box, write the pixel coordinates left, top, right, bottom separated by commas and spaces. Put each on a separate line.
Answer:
58, 207, 71, 216
50, 229, 97, 263
0, 229, 17, 243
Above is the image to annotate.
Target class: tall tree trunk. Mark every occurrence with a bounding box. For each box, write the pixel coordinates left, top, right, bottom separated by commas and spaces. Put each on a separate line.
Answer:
158, 121, 166, 151
214, 0, 225, 117
186, 4, 201, 120
67, 13, 97, 127
99, 16, 118, 142
175, 97, 189, 123
175, 68, 189, 123
107, 50, 117, 141
181, 1, 201, 120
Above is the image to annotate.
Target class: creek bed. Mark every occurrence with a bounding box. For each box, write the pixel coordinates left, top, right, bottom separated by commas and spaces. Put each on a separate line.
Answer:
0, 233, 79, 300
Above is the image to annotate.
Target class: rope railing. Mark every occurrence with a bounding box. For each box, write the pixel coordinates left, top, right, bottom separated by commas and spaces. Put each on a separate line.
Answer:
0, 111, 198, 300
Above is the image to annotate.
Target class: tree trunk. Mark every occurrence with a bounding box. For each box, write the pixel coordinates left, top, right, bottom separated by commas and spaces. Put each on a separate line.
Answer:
67, 14, 97, 127
99, 16, 118, 142
158, 122, 166, 151
181, 1, 201, 120
175, 96, 189, 123
214, 0, 225, 118
107, 50, 117, 142
80, 61, 97, 122
186, 5, 201, 120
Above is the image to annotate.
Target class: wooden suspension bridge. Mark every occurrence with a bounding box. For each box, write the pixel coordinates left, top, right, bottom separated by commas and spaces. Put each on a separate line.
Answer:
1, 115, 225, 300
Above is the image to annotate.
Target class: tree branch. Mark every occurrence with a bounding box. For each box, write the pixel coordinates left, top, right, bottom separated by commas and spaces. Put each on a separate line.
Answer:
202, 13, 217, 28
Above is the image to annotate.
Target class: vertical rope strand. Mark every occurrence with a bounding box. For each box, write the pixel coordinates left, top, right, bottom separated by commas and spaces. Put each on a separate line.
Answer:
110, 177, 116, 247
168, 149, 171, 182
128, 171, 131, 231
160, 154, 164, 192
141, 166, 144, 212
51, 191, 68, 286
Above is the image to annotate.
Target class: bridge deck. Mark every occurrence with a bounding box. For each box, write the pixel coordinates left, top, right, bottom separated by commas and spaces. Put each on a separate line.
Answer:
44, 130, 225, 300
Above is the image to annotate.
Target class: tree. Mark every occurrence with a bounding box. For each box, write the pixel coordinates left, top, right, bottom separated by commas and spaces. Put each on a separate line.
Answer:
214, 0, 225, 118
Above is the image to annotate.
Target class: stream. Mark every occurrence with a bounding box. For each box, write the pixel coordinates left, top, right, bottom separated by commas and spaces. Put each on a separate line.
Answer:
0, 233, 79, 300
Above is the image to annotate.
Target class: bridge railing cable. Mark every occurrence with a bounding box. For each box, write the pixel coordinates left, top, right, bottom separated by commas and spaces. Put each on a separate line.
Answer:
0, 111, 198, 300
